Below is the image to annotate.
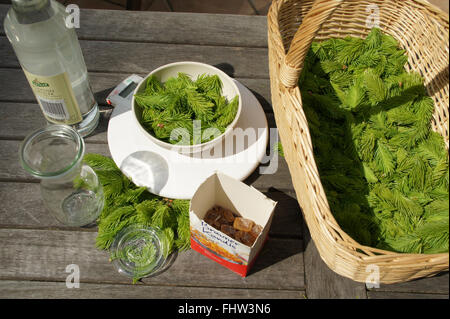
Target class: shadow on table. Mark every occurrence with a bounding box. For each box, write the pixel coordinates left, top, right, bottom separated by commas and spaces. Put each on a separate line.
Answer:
213, 62, 235, 78
82, 86, 116, 140
215, 62, 273, 113
265, 187, 303, 238
249, 88, 272, 113
247, 187, 305, 276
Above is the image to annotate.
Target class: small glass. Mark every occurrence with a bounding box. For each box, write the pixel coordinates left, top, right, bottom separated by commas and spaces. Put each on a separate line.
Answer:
110, 224, 168, 282
19, 124, 104, 227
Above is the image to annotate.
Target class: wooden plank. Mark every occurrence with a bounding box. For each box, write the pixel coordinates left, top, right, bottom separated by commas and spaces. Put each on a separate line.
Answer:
0, 182, 56, 228
0, 280, 305, 299
0, 140, 111, 181
0, 228, 305, 290
0, 37, 269, 79
367, 291, 449, 299
0, 70, 272, 111
302, 225, 368, 299
0, 182, 302, 238
0, 102, 112, 143
368, 273, 449, 295
0, 69, 118, 104
0, 6, 268, 48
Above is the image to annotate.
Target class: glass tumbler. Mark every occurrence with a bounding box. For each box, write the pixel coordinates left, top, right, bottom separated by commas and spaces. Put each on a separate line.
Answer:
110, 224, 168, 281
19, 124, 104, 227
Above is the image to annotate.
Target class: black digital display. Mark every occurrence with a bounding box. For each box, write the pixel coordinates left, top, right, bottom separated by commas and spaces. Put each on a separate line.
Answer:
119, 81, 138, 98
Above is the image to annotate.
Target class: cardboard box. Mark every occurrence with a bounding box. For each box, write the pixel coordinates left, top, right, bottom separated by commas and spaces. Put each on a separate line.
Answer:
189, 172, 277, 276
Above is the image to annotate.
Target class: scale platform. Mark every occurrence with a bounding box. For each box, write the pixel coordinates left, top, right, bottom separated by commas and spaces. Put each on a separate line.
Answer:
107, 78, 269, 200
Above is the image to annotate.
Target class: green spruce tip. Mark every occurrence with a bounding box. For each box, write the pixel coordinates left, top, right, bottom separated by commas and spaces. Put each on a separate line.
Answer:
274, 142, 284, 157
297, 28, 448, 254
135, 72, 238, 145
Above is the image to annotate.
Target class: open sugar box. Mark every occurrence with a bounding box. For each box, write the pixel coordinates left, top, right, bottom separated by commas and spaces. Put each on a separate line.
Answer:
189, 172, 277, 276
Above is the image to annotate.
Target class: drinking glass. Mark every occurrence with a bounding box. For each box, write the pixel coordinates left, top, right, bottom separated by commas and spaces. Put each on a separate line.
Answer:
19, 124, 104, 226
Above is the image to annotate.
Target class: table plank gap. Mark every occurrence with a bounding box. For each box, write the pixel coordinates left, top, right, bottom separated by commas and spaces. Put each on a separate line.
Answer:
0, 280, 305, 299
367, 291, 449, 299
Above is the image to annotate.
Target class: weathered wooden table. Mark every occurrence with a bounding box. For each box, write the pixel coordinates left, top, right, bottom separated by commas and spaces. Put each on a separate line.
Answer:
0, 6, 448, 299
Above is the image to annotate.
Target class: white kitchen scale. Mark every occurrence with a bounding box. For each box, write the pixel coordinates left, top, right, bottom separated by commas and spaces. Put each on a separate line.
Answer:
106, 74, 269, 200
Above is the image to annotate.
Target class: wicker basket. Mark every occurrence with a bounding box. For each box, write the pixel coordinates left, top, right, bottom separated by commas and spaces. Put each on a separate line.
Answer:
267, 0, 449, 284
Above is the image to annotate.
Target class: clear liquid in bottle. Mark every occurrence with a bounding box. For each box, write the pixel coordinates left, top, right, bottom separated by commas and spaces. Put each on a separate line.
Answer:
4, 0, 99, 136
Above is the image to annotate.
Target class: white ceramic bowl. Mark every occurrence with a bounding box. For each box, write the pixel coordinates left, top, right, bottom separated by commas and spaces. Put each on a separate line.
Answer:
132, 61, 242, 154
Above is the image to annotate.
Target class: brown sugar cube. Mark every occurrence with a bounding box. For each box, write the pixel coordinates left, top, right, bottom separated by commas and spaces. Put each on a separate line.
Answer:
240, 231, 257, 247
218, 217, 233, 227
233, 217, 255, 232
220, 224, 237, 238
212, 220, 222, 230
204, 209, 220, 222
206, 217, 221, 230
214, 207, 232, 226
222, 209, 236, 223
234, 230, 257, 247
209, 206, 234, 226
234, 230, 246, 243
204, 209, 221, 229
250, 224, 263, 238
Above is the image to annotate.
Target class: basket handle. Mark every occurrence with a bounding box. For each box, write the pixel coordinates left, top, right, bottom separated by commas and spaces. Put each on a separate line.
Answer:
280, 0, 343, 88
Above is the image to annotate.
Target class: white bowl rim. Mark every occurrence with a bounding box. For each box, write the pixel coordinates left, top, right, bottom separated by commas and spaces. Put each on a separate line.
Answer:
131, 61, 243, 151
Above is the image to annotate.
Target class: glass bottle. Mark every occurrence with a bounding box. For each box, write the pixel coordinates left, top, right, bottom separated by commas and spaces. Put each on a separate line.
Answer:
4, 0, 99, 137
19, 124, 104, 227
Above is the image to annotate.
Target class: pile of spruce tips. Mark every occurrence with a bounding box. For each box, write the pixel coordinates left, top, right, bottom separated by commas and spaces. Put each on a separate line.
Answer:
83, 154, 190, 257
134, 73, 239, 145
298, 28, 448, 254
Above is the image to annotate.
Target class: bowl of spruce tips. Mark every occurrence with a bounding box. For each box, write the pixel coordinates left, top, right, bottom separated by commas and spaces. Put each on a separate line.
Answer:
132, 61, 242, 154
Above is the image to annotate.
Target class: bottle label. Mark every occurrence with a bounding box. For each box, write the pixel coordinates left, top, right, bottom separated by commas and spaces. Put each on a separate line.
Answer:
23, 70, 83, 125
